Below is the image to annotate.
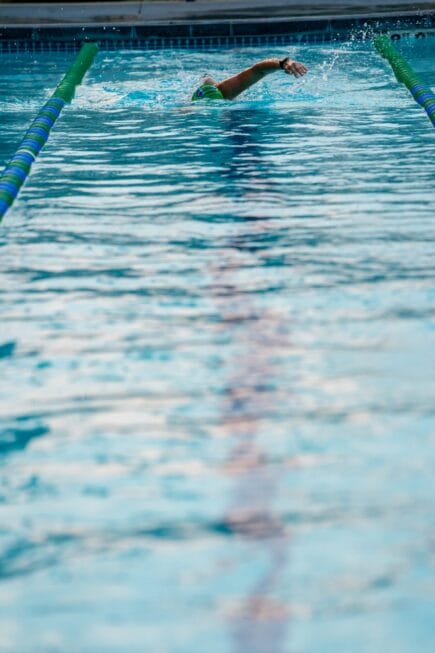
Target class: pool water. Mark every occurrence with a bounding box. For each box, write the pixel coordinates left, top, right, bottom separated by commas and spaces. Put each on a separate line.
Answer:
1, 37, 435, 653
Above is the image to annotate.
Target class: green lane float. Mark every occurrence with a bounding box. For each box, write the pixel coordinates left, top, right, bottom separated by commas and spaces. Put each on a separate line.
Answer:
0, 42, 98, 222
374, 34, 435, 128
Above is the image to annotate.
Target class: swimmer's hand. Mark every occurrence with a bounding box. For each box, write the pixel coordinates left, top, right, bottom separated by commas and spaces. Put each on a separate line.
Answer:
281, 58, 308, 78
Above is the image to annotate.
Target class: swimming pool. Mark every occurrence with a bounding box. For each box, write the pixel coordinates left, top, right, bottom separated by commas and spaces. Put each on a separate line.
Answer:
1, 35, 435, 652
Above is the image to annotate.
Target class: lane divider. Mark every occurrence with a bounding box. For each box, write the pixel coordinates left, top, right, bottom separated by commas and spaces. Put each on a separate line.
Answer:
374, 34, 435, 128
0, 42, 98, 223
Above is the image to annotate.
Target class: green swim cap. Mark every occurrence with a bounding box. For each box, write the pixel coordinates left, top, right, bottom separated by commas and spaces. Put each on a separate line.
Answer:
191, 84, 224, 102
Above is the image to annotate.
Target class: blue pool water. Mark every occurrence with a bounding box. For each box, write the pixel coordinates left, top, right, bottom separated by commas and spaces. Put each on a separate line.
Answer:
1, 36, 435, 652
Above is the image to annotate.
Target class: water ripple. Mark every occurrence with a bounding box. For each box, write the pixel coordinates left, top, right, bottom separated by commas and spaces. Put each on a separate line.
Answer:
1, 39, 435, 653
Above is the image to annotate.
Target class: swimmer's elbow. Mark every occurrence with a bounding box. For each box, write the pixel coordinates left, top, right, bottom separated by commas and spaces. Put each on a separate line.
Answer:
252, 63, 267, 79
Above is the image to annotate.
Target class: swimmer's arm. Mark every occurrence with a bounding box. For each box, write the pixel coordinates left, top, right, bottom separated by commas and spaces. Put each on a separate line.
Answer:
217, 58, 308, 100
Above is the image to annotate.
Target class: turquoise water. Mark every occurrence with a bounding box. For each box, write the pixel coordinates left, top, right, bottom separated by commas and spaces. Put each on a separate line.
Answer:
1, 37, 435, 652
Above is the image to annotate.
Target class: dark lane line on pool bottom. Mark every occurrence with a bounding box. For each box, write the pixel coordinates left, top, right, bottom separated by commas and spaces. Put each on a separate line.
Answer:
206, 108, 292, 652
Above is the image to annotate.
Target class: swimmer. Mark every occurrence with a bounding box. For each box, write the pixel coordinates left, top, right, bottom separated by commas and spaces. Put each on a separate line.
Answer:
192, 56, 308, 102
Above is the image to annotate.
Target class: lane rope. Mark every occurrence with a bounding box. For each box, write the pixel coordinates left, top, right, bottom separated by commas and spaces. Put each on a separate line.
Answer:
374, 34, 435, 128
0, 42, 99, 223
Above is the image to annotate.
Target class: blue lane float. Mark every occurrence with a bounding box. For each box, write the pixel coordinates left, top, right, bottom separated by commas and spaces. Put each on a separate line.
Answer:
0, 42, 98, 223
374, 34, 435, 128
